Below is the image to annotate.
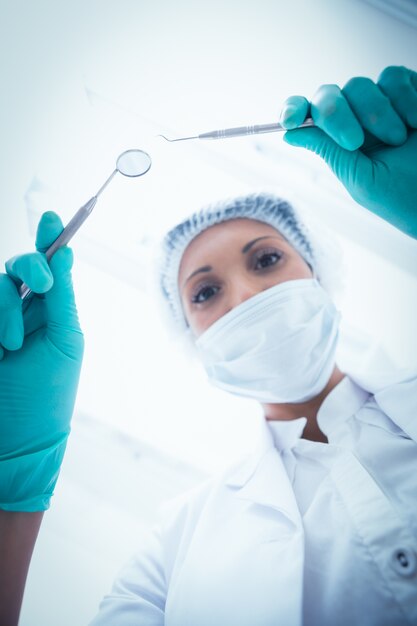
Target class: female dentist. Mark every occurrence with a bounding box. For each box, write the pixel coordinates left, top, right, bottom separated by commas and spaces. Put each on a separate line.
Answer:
0, 65, 416, 626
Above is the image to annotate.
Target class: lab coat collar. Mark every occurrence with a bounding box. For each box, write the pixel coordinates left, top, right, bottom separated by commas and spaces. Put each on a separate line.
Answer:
226, 373, 368, 487
224, 373, 370, 525
266, 416, 307, 452
224, 411, 303, 526
316, 373, 370, 438
224, 411, 282, 489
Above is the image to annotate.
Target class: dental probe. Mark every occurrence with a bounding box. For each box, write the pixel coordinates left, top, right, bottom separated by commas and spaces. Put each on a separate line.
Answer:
158, 117, 315, 142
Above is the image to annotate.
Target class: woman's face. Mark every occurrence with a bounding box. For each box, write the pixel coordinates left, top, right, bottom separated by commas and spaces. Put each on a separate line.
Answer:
178, 218, 314, 338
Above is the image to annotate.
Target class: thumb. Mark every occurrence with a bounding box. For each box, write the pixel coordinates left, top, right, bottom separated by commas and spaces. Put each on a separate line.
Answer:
44, 246, 83, 353
35, 211, 83, 355
283, 126, 363, 186
35, 211, 81, 330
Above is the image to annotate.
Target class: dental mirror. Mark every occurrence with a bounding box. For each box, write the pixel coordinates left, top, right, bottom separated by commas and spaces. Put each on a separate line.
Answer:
19, 148, 152, 301
116, 149, 152, 177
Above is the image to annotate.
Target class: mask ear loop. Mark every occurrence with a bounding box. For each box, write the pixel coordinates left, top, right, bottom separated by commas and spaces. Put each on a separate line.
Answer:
311, 265, 323, 288
307, 262, 318, 280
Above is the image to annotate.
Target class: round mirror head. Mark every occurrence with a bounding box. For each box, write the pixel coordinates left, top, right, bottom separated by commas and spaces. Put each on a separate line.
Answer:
116, 149, 152, 177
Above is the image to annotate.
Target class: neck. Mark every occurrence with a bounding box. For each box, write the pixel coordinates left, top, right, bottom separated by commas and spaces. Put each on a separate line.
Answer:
261, 365, 346, 443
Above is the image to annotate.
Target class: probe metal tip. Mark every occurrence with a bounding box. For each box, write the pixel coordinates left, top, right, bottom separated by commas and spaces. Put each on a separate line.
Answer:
157, 134, 198, 142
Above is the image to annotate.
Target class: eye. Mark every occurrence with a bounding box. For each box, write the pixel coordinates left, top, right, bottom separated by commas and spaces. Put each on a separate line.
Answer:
254, 249, 282, 270
191, 283, 220, 304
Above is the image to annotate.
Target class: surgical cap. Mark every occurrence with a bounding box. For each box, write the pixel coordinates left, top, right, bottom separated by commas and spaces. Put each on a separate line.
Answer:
154, 192, 344, 336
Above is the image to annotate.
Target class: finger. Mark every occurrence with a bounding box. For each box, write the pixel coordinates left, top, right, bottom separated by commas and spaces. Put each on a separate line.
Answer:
279, 96, 310, 130
0, 274, 24, 351
5, 252, 53, 293
310, 84, 364, 151
44, 246, 83, 353
283, 126, 370, 188
343, 76, 407, 145
411, 69, 417, 91
35, 211, 65, 253
378, 65, 417, 128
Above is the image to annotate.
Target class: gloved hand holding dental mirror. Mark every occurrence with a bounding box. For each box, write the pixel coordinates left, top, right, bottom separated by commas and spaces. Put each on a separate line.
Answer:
19, 148, 152, 302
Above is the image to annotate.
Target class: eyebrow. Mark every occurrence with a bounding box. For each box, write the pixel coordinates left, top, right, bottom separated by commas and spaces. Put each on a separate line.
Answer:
183, 235, 281, 287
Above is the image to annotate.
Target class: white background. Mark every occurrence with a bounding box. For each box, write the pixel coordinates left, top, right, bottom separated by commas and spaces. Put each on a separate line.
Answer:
0, 1, 416, 624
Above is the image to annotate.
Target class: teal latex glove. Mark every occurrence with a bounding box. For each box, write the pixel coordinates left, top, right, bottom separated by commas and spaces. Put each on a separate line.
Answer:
280, 65, 417, 239
0, 212, 84, 511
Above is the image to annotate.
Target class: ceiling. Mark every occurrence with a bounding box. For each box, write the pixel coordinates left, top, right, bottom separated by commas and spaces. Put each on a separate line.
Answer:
361, 0, 417, 28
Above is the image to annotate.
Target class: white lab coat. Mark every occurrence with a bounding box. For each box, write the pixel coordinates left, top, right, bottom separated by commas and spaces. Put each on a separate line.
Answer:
89, 370, 417, 626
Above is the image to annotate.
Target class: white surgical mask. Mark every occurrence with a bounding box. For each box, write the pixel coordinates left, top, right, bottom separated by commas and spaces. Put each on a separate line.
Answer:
195, 278, 341, 403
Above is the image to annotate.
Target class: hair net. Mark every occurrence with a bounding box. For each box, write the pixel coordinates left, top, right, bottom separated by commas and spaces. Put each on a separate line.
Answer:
151, 192, 345, 339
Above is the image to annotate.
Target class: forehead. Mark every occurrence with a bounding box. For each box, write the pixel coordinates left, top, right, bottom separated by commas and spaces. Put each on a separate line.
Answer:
178, 218, 287, 279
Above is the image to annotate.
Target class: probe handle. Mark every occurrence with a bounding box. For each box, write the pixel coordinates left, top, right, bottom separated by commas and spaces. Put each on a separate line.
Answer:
19, 196, 97, 301
198, 117, 315, 140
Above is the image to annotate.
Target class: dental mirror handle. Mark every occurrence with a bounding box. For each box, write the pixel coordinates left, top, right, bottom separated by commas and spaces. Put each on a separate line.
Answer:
19, 196, 97, 301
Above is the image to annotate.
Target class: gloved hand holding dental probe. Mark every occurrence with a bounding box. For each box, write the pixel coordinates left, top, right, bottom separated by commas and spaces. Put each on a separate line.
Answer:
280, 65, 417, 240
0, 212, 83, 624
